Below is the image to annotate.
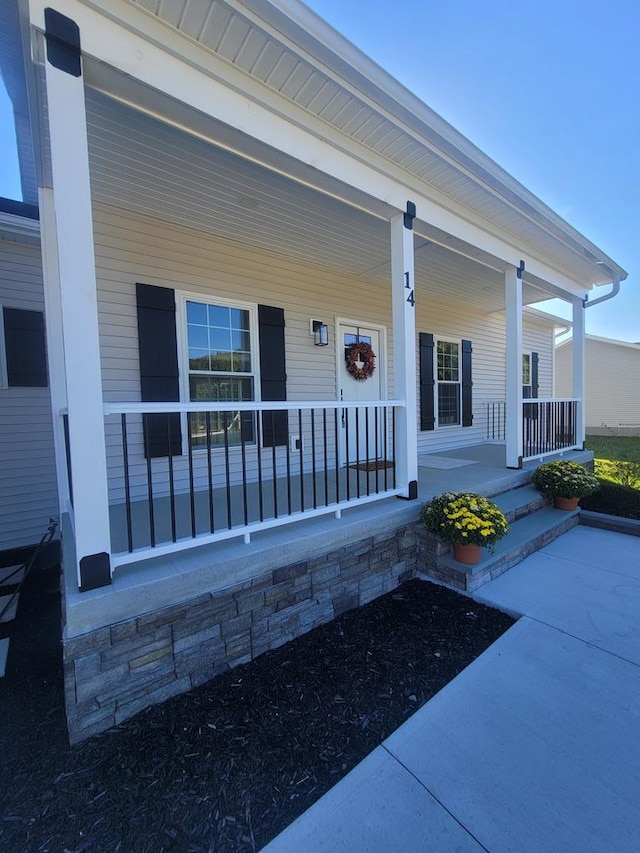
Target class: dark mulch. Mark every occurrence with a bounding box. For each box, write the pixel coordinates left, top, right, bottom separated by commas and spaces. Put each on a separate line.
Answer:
581, 478, 640, 520
1, 563, 514, 853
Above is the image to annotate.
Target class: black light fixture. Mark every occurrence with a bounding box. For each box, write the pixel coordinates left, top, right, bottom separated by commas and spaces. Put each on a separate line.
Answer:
312, 320, 328, 346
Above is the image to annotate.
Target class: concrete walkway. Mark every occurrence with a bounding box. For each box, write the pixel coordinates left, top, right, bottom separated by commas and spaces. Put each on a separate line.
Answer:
262, 526, 640, 852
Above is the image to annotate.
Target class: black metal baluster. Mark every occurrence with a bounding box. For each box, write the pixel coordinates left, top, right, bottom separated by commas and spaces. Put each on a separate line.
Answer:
298, 409, 304, 512
374, 406, 380, 494
224, 411, 232, 530
285, 417, 292, 515
143, 413, 156, 547
271, 411, 278, 518
167, 414, 177, 543
206, 412, 215, 533
355, 407, 361, 499
383, 407, 389, 492
256, 414, 264, 522
241, 417, 249, 526
187, 413, 196, 539
334, 408, 340, 505
345, 407, 350, 501
392, 407, 396, 489
311, 408, 317, 509
121, 413, 133, 553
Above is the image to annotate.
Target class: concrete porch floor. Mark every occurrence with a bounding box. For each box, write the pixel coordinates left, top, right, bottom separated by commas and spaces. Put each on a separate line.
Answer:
65, 443, 592, 636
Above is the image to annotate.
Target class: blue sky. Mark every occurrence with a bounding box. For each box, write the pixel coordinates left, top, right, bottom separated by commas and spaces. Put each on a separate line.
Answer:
1, 1, 637, 340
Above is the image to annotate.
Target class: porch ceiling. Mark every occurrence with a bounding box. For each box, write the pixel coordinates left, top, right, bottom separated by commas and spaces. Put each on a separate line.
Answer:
118, 0, 624, 287
85, 88, 546, 311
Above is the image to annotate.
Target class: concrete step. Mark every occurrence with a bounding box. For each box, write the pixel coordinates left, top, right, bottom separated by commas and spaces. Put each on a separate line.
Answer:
418, 504, 580, 593
491, 484, 547, 522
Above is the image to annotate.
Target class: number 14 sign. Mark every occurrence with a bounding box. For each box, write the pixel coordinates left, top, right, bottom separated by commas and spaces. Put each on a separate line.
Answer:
404, 271, 415, 307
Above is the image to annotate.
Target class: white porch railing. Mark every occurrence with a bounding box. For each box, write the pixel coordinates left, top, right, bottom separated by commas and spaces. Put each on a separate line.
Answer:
522, 398, 580, 460
100, 400, 404, 568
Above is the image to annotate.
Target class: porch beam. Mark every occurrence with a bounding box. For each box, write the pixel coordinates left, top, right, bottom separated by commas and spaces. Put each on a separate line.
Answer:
41, 11, 111, 589
505, 265, 524, 468
28, 0, 587, 296
572, 297, 586, 447
390, 210, 418, 498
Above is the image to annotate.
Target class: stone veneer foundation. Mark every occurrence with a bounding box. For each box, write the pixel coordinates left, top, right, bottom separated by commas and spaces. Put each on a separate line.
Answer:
63, 523, 417, 743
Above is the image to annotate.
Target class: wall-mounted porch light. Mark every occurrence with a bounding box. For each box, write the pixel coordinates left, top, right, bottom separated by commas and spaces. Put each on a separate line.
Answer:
311, 319, 329, 346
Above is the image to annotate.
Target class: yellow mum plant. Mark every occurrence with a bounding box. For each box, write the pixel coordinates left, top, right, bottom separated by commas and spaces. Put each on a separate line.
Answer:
420, 491, 509, 552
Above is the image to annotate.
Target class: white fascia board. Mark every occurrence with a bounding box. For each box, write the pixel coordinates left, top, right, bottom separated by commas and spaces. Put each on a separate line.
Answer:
584, 334, 640, 350
29, 0, 588, 296
247, 1, 627, 285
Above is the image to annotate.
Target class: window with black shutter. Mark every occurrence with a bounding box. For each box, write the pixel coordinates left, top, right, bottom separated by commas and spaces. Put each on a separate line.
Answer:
2, 307, 48, 388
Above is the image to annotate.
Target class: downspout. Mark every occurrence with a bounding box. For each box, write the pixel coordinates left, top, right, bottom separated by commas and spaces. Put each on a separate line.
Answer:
583, 266, 620, 309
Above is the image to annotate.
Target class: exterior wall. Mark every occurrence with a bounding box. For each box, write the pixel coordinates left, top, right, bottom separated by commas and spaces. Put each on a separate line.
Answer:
0, 237, 58, 550
523, 320, 555, 397
63, 522, 416, 742
556, 339, 640, 434
93, 202, 395, 505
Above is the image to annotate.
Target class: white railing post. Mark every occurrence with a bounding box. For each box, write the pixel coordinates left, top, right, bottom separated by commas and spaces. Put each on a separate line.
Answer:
390, 208, 418, 499
505, 265, 524, 468
572, 297, 586, 447
40, 9, 112, 589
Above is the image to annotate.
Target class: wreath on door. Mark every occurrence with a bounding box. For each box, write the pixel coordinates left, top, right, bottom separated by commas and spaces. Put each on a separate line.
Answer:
345, 341, 376, 381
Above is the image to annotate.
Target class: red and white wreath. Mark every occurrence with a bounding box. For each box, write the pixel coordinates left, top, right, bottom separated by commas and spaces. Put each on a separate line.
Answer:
345, 341, 376, 381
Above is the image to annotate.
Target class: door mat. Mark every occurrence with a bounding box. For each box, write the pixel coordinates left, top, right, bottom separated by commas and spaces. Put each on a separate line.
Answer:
350, 460, 395, 472
418, 456, 478, 470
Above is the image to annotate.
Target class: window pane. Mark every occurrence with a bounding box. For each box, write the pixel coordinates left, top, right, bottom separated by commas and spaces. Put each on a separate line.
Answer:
189, 349, 210, 371
522, 354, 531, 384
187, 324, 208, 349
188, 376, 254, 447
230, 308, 250, 331
209, 351, 233, 371
438, 383, 461, 426
437, 340, 459, 382
187, 301, 207, 325
233, 351, 252, 372
210, 327, 231, 352
208, 304, 230, 328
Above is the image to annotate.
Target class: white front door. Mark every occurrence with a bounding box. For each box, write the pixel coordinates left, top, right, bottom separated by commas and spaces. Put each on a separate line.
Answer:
338, 322, 385, 465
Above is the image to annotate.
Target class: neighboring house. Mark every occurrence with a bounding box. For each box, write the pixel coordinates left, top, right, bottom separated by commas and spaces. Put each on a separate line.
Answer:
0, 0, 627, 740
556, 335, 640, 436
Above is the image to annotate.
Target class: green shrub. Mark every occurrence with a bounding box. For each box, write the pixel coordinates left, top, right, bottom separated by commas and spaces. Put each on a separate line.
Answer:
532, 460, 600, 499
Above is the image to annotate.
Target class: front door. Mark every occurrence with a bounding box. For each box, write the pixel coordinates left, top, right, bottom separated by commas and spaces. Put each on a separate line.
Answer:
338, 322, 384, 465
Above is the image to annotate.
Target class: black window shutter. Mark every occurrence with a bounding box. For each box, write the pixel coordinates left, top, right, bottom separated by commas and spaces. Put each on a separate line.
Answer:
3, 307, 48, 387
135, 283, 182, 458
461, 339, 473, 427
258, 304, 288, 447
531, 351, 539, 398
419, 333, 435, 431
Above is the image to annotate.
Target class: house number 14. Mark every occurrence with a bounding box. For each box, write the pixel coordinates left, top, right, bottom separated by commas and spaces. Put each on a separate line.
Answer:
404, 271, 415, 307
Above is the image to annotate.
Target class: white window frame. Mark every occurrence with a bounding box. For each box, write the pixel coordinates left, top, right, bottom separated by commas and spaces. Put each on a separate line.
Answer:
175, 291, 261, 452
435, 337, 462, 428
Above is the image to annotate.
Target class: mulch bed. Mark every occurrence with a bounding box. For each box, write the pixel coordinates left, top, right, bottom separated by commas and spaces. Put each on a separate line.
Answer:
1, 564, 514, 853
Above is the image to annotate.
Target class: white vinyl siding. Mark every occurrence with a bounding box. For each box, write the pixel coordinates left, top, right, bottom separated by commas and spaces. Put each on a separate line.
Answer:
0, 238, 58, 550
556, 338, 640, 432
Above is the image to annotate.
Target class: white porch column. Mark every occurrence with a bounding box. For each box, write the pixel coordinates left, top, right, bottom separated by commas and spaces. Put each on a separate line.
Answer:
390, 207, 418, 499
572, 297, 586, 447
40, 9, 111, 589
505, 265, 524, 468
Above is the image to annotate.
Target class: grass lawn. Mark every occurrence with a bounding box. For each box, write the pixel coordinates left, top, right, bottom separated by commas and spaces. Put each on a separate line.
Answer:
585, 435, 640, 462
582, 434, 640, 519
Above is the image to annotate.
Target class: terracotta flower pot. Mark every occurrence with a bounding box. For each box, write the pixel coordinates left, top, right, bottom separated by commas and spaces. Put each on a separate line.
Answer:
554, 496, 579, 511
453, 542, 482, 565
